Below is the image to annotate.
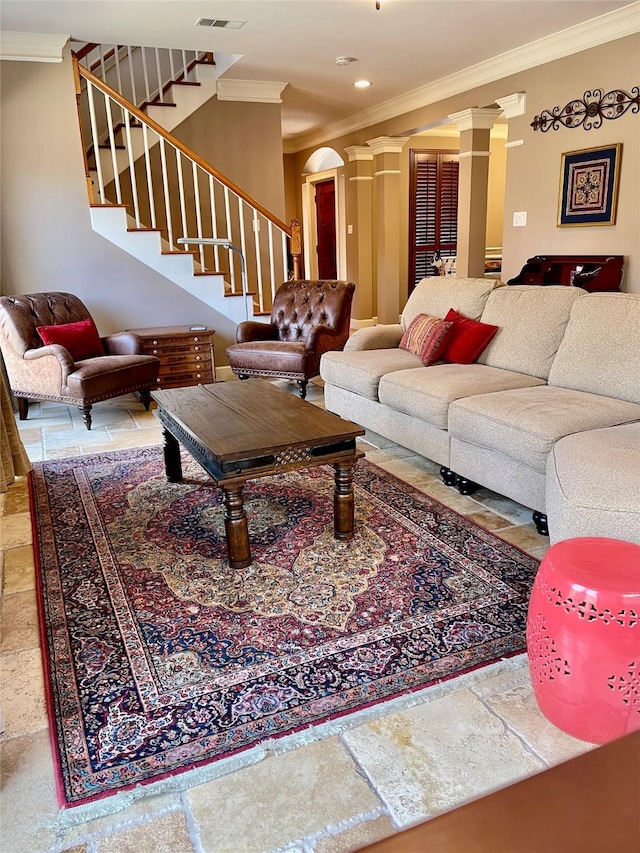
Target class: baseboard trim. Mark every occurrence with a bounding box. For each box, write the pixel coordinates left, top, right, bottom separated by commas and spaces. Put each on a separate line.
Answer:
351, 317, 378, 330
214, 365, 235, 382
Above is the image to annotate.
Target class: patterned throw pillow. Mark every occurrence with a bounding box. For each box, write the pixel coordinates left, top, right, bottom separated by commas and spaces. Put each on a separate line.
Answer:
399, 313, 453, 366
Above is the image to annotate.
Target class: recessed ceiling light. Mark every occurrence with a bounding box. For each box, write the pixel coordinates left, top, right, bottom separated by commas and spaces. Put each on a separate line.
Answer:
354, 80, 371, 88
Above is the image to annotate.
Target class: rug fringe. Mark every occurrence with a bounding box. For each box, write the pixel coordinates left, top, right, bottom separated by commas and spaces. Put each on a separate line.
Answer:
55, 653, 527, 827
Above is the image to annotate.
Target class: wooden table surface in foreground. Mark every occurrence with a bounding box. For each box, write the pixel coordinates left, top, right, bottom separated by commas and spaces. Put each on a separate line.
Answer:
357, 730, 640, 853
152, 380, 364, 568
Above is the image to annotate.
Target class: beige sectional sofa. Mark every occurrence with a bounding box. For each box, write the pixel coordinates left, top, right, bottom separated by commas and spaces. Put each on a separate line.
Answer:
320, 278, 640, 544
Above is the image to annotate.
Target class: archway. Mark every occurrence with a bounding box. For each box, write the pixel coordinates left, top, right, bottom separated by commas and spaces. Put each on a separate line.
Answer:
301, 148, 346, 280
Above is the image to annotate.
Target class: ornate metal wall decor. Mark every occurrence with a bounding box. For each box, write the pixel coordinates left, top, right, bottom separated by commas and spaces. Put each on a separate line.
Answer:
531, 87, 639, 132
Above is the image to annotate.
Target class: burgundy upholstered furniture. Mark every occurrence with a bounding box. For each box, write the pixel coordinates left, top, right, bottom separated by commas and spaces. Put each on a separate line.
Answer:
226, 279, 355, 399
0, 292, 160, 429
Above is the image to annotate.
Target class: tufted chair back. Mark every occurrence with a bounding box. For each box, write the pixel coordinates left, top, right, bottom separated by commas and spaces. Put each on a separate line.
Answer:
271, 280, 354, 343
0, 292, 91, 356
226, 279, 355, 399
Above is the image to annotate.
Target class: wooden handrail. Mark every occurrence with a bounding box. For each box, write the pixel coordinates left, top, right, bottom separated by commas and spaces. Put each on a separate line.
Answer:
73, 42, 99, 62
75, 57, 292, 237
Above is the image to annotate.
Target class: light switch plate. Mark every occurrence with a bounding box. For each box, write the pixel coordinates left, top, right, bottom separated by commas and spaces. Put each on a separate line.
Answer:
513, 211, 527, 227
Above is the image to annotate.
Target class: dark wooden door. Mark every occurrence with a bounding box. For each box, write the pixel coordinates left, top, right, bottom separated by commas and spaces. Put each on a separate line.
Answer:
315, 179, 337, 280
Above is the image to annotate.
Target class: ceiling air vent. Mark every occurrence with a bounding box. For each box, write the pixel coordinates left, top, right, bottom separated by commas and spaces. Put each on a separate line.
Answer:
195, 18, 246, 29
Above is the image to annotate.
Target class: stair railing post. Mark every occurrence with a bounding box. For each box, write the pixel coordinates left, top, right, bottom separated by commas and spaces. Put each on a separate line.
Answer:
290, 219, 302, 279
72, 57, 94, 204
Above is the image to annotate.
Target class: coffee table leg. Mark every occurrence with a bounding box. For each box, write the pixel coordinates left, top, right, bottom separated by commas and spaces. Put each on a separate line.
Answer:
222, 484, 252, 568
162, 427, 182, 482
333, 460, 356, 541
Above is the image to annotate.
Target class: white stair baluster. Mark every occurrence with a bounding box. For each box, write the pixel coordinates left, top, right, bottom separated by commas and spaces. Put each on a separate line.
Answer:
159, 138, 174, 249
141, 123, 157, 229
103, 90, 122, 204
87, 82, 106, 203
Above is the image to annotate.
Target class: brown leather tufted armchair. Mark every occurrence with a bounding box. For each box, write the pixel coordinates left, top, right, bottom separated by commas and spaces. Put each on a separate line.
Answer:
0, 292, 160, 429
226, 279, 355, 399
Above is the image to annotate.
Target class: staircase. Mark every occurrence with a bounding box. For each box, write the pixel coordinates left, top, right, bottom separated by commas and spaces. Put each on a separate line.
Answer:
73, 50, 300, 325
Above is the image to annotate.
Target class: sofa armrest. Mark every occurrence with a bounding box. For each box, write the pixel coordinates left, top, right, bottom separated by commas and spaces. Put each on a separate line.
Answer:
305, 324, 342, 352
24, 344, 74, 370
344, 324, 404, 352
102, 332, 143, 356
236, 321, 279, 344
22, 345, 74, 389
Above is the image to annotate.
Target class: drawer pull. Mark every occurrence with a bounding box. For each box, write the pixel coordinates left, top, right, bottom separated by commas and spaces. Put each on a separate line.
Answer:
196, 373, 202, 379
194, 345, 200, 351
152, 339, 158, 345
193, 336, 200, 342
152, 349, 158, 354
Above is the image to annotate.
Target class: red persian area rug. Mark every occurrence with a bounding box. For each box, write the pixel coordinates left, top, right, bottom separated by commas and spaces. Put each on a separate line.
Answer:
30, 447, 539, 808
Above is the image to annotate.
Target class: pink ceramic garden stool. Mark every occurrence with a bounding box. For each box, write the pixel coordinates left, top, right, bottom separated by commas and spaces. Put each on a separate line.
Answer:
527, 537, 640, 744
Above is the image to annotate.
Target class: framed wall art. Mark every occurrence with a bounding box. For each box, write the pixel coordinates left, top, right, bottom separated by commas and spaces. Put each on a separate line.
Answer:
557, 144, 622, 227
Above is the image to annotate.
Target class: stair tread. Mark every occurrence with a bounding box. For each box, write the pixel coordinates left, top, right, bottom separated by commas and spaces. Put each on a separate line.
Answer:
127, 227, 164, 233
90, 203, 128, 208
144, 101, 176, 108
194, 270, 228, 276
172, 81, 201, 87
224, 290, 258, 297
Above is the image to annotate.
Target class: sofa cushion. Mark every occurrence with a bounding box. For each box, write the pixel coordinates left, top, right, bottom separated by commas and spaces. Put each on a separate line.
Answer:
320, 348, 423, 400
401, 277, 501, 329
378, 363, 546, 430
477, 285, 584, 379
399, 314, 453, 364
546, 422, 640, 545
66, 355, 160, 401
37, 318, 104, 361
440, 309, 499, 364
549, 292, 640, 403
449, 385, 640, 474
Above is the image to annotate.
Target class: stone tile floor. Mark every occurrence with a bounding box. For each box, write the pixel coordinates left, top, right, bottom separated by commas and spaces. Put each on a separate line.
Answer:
0, 382, 594, 853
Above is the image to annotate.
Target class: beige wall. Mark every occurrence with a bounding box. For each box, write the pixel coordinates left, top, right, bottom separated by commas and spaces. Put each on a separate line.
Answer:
291, 33, 639, 302
501, 36, 639, 289
0, 50, 281, 368
173, 98, 285, 219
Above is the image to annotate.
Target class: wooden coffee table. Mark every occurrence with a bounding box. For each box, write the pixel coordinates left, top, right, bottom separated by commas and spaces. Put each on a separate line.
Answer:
151, 380, 365, 569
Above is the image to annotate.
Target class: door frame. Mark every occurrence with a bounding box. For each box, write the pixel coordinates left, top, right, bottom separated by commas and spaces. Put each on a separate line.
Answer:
302, 168, 346, 280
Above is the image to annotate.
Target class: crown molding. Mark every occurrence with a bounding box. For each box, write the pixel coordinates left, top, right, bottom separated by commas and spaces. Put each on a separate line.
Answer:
0, 31, 69, 62
344, 146, 374, 162
496, 92, 527, 118
286, 2, 640, 152
367, 136, 410, 155
448, 108, 504, 131
216, 79, 286, 103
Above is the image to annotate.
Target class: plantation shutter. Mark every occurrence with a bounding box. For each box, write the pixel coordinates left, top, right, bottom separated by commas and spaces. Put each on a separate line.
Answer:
409, 150, 459, 292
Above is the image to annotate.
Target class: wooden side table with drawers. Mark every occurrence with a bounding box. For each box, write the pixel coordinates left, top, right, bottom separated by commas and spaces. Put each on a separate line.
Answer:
126, 325, 215, 390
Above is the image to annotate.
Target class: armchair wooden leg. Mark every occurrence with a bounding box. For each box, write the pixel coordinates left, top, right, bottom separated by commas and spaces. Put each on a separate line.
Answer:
17, 397, 29, 421
140, 389, 152, 411
297, 379, 308, 400
79, 405, 93, 430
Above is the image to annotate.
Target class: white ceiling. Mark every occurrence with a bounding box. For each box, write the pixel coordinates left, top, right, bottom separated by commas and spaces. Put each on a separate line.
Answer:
1, 0, 638, 146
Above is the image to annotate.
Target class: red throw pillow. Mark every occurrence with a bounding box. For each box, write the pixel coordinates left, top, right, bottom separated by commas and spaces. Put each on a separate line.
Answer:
439, 308, 499, 364
399, 313, 453, 366
36, 318, 104, 361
